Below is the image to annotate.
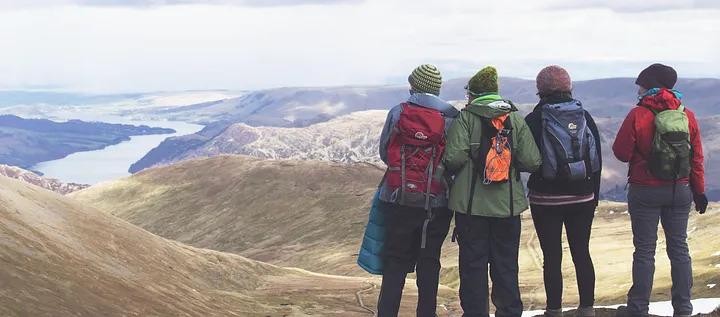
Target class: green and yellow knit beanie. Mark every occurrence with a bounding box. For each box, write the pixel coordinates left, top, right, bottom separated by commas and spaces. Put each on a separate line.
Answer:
408, 64, 442, 96
467, 66, 499, 96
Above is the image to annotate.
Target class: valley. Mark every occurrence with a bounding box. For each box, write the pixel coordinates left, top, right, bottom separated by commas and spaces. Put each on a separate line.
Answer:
72, 155, 720, 311
0, 174, 462, 316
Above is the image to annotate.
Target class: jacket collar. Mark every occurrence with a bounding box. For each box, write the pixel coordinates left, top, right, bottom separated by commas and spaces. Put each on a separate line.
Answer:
466, 93, 517, 118
408, 93, 459, 118
638, 88, 682, 112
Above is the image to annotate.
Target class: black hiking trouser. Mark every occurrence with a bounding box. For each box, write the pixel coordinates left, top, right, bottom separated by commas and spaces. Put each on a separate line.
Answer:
377, 201, 452, 317
456, 212, 523, 317
531, 201, 596, 310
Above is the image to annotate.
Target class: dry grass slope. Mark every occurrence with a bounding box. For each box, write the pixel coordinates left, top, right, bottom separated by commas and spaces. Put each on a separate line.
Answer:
2, 175, 464, 316
73, 155, 385, 276
73, 156, 720, 310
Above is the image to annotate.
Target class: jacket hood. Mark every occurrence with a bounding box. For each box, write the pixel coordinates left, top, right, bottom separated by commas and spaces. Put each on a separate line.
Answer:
408, 93, 459, 118
465, 93, 517, 118
638, 88, 682, 112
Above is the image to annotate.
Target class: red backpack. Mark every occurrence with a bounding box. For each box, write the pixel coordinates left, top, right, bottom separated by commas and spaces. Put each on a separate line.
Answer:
385, 103, 446, 210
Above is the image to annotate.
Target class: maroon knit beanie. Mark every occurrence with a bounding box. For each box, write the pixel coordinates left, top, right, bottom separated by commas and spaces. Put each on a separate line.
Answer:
536, 65, 573, 95
635, 63, 677, 89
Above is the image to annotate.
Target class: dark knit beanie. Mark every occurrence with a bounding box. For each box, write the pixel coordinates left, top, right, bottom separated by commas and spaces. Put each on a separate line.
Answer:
636, 63, 677, 89
467, 66, 499, 95
536, 65, 572, 95
408, 64, 443, 96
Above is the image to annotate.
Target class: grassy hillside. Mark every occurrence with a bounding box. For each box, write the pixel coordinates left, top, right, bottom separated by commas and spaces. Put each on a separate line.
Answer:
1, 174, 467, 316
73, 156, 720, 310
74, 155, 385, 276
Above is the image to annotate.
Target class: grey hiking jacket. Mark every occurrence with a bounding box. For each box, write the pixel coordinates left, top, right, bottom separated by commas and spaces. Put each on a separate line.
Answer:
378, 93, 460, 208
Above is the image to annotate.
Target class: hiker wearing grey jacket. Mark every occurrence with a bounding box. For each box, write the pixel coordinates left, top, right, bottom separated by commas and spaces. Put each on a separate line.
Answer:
378, 91, 459, 208
376, 64, 458, 317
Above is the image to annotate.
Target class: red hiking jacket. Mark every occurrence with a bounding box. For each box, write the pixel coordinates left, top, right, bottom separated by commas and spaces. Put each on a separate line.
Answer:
612, 89, 705, 195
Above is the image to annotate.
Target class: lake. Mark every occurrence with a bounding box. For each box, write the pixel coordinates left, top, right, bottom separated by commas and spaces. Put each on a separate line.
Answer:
33, 119, 203, 184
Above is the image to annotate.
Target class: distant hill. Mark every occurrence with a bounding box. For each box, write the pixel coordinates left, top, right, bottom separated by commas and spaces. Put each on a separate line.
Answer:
0, 90, 240, 122
127, 110, 720, 201
129, 110, 386, 173
0, 90, 140, 107
128, 78, 720, 198
145, 77, 720, 125
1, 174, 456, 316
442, 77, 720, 117
0, 164, 88, 194
0, 114, 175, 169
73, 155, 720, 309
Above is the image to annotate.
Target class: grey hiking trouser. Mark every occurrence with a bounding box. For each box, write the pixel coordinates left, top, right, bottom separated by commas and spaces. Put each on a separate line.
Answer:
626, 184, 693, 316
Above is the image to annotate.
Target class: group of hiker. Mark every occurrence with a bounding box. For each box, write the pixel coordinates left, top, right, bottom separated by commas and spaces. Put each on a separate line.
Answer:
358, 63, 708, 317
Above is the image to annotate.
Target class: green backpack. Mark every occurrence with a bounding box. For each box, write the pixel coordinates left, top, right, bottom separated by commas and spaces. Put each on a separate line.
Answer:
648, 105, 691, 180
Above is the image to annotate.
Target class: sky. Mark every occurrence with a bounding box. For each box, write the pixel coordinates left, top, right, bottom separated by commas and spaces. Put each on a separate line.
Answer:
0, 0, 718, 93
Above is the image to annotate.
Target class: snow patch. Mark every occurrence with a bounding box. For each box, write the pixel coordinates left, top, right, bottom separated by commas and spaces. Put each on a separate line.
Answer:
519, 299, 720, 317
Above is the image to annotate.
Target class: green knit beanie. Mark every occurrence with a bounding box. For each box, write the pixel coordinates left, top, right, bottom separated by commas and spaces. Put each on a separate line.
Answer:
467, 66, 499, 95
408, 64, 442, 96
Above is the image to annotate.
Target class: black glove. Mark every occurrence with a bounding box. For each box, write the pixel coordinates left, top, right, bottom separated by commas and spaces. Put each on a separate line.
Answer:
694, 193, 709, 214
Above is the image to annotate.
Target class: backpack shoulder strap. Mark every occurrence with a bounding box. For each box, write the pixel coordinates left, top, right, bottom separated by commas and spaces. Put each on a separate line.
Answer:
504, 114, 517, 215
466, 116, 492, 215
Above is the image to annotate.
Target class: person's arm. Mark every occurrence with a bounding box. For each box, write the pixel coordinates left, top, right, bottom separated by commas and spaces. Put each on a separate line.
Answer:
524, 110, 542, 151
514, 114, 542, 173
443, 111, 471, 174
688, 111, 705, 195
586, 111, 603, 205
378, 108, 397, 164
612, 109, 637, 163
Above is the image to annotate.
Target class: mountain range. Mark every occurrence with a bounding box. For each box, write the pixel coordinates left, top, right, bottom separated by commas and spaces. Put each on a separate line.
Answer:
139, 77, 720, 126
126, 109, 720, 200
130, 110, 386, 172
126, 77, 720, 200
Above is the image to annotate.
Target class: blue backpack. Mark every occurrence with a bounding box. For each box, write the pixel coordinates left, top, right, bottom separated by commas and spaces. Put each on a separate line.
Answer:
357, 190, 385, 275
540, 100, 600, 181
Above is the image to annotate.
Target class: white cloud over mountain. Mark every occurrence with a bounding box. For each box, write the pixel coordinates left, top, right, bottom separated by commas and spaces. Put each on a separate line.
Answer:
549, 0, 720, 12
0, 0, 717, 93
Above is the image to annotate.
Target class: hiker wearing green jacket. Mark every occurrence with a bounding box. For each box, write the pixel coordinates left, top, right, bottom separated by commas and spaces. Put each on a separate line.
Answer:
444, 66, 542, 317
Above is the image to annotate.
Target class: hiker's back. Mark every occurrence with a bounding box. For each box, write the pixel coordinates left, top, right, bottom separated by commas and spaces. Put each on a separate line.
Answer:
539, 100, 600, 182
384, 103, 446, 209
444, 94, 542, 218
648, 105, 691, 181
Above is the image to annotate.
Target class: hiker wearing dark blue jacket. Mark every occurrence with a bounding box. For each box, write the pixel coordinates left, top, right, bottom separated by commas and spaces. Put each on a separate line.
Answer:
376, 64, 459, 317
525, 66, 602, 317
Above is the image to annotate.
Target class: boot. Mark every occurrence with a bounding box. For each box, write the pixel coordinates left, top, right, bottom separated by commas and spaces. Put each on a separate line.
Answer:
576, 306, 595, 317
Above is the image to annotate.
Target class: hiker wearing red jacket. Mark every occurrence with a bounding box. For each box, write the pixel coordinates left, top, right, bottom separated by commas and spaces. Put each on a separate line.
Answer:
613, 64, 708, 317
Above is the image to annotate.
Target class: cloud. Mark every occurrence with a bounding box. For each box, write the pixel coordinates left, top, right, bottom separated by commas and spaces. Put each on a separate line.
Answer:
80, 0, 362, 7
0, 0, 362, 10
0, 0, 717, 93
548, 0, 720, 12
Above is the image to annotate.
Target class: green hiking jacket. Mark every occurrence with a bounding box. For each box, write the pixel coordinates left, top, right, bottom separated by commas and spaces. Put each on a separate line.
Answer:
443, 94, 542, 218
